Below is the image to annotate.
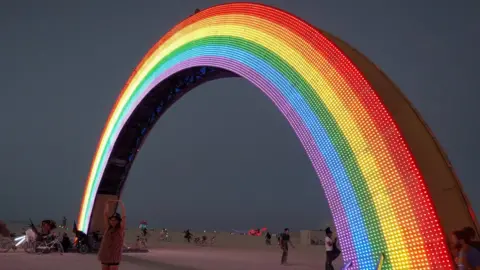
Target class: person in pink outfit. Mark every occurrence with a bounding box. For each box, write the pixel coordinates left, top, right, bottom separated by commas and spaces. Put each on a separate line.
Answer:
97, 200, 126, 270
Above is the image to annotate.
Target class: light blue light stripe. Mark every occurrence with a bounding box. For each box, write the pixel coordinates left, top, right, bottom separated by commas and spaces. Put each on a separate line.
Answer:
111, 45, 375, 268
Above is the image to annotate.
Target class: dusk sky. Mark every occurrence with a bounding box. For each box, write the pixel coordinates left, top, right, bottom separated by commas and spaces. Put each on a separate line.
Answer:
0, 0, 478, 231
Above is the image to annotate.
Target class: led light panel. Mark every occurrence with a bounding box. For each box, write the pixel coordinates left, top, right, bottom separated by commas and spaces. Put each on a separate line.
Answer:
78, 3, 453, 269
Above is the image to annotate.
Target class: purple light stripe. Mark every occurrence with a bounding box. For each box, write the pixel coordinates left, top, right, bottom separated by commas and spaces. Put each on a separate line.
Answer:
130, 56, 356, 262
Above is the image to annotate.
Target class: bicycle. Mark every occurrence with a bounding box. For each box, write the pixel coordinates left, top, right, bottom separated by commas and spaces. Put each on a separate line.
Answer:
22, 228, 42, 253
209, 236, 216, 245
158, 233, 172, 242
194, 235, 211, 246
74, 237, 89, 254
33, 236, 64, 254
23, 240, 36, 253
135, 235, 148, 249
0, 233, 26, 253
0, 237, 17, 252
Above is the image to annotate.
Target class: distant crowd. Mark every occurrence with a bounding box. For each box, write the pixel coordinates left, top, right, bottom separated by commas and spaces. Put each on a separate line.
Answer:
3, 217, 480, 269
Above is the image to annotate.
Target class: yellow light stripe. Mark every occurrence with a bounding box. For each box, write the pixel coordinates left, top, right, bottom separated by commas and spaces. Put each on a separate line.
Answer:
119, 19, 412, 265
84, 17, 426, 266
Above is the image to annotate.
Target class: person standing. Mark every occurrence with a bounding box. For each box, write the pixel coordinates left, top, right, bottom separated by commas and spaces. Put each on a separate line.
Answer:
280, 228, 295, 265
184, 229, 192, 243
325, 227, 340, 270
97, 200, 126, 270
61, 232, 72, 253
265, 231, 272, 245
62, 216, 67, 229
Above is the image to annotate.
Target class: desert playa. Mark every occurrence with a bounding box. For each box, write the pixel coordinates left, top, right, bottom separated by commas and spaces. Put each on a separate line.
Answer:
2, 222, 343, 269
2, 246, 343, 270
1, 243, 344, 270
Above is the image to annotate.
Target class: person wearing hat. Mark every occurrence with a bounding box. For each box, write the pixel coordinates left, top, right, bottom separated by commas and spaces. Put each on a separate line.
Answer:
325, 227, 340, 270
97, 200, 126, 270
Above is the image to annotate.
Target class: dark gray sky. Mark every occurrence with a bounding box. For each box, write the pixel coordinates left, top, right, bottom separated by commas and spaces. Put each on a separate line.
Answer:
0, 0, 478, 231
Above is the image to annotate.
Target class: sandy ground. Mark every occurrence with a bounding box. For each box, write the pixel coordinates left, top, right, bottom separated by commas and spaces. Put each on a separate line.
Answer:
0, 245, 344, 270
5, 223, 329, 250
3, 223, 344, 269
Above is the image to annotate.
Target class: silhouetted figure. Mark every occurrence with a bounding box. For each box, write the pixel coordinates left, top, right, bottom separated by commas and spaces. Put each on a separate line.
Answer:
62, 216, 67, 228
184, 229, 192, 243
61, 232, 72, 252
265, 232, 272, 245
280, 228, 294, 265
194, 8, 201, 14
141, 227, 148, 238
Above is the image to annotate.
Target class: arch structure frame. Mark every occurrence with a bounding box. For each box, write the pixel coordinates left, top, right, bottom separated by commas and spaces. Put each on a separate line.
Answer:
77, 3, 477, 269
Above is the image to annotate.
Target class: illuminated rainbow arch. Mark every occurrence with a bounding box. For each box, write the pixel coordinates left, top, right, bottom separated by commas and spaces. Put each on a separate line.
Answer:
77, 3, 477, 269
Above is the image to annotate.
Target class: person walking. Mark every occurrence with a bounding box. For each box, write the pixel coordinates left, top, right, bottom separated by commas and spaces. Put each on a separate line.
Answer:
265, 231, 272, 245
184, 229, 192, 243
62, 216, 67, 229
280, 228, 295, 265
97, 200, 126, 270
